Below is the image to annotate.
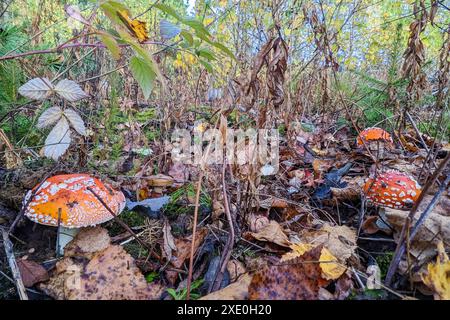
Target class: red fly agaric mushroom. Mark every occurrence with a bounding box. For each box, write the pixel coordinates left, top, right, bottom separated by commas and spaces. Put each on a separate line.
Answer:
363, 170, 421, 209
357, 127, 393, 148
23, 174, 125, 254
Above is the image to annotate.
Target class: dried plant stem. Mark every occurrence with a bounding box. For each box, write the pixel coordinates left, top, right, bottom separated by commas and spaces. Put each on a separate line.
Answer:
1, 227, 28, 300
385, 152, 450, 285
186, 174, 203, 300
210, 162, 235, 292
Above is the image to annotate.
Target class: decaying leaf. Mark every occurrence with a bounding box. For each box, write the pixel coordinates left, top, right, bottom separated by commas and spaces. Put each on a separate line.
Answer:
162, 219, 177, 262
300, 223, 357, 263
247, 212, 270, 232
249, 220, 291, 248
281, 243, 346, 280
227, 259, 246, 282
280, 243, 313, 262
421, 241, 450, 300
319, 248, 347, 280
171, 228, 208, 269
200, 273, 253, 300
17, 259, 49, 287
248, 246, 329, 300
331, 176, 364, 201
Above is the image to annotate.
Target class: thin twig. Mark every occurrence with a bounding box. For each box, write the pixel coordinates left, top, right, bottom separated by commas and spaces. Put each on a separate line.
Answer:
1, 227, 28, 300
86, 186, 156, 255
185, 174, 203, 300
210, 161, 235, 293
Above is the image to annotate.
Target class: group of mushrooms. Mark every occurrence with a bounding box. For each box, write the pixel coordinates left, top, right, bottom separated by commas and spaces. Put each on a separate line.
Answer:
21, 127, 421, 254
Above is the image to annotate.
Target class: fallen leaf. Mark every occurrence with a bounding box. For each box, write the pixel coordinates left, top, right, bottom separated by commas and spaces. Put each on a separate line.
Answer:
247, 212, 270, 232
171, 228, 208, 269
227, 259, 246, 282
162, 219, 177, 262
168, 162, 188, 183
280, 243, 313, 262
300, 223, 357, 263
200, 273, 253, 300
249, 220, 291, 248
331, 176, 364, 201
319, 248, 347, 280
281, 243, 346, 280
145, 174, 174, 187
421, 241, 450, 300
248, 246, 329, 300
17, 259, 49, 287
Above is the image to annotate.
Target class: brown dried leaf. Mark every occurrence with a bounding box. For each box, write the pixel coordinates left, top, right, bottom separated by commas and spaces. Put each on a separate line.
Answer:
247, 213, 270, 233
17, 259, 49, 287
171, 228, 208, 269
162, 219, 177, 262
248, 246, 329, 300
200, 273, 253, 300
249, 220, 291, 248
227, 259, 246, 282
300, 223, 357, 263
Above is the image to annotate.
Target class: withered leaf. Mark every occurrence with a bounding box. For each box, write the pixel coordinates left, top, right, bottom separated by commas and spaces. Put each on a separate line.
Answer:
248, 245, 329, 300
17, 259, 49, 287
200, 273, 253, 300
249, 220, 291, 248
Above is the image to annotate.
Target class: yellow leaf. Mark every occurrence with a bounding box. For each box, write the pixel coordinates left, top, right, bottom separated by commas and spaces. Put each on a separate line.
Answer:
319, 248, 347, 280
421, 241, 450, 300
281, 244, 346, 280
280, 243, 314, 262
117, 10, 148, 43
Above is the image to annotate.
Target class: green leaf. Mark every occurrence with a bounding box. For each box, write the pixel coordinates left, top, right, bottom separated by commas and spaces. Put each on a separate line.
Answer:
182, 18, 211, 37
180, 30, 194, 46
145, 271, 159, 283
211, 41, 236, 60
129, 55, 156, 100
100, 1, 130, 26
99, 32, 121, 60
154, 3, 183, 21
166, 288, 180, 300
199, 59, 213, 73
196, 48, 216, 61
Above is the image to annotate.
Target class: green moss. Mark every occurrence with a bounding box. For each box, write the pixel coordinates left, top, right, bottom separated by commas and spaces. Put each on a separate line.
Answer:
107, 210, 146, 236
376, 252, 394, 280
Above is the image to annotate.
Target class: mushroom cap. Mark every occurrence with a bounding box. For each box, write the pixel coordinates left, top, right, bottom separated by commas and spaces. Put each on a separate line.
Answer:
357, 127, 393, 147
23, 174, 125, 228
363, 170, 421, 209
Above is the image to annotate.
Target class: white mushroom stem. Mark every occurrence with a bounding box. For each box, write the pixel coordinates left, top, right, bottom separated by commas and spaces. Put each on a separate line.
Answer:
57, 227, 79, 256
